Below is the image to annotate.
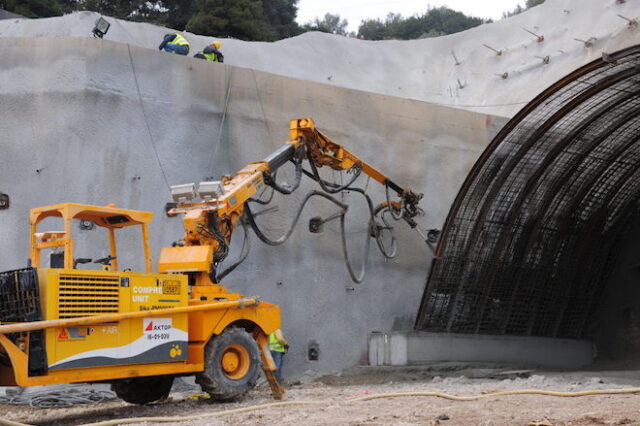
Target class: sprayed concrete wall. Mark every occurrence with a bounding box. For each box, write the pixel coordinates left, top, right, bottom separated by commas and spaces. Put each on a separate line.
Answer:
0, 0, 639, 117
0, 37, 506, 377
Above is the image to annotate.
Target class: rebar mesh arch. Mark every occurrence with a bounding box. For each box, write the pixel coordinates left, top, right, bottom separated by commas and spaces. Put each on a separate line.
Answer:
416, 45, 640, 339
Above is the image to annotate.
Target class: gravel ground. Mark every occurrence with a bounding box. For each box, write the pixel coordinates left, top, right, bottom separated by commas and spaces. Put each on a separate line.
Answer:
2, 367, 640, 426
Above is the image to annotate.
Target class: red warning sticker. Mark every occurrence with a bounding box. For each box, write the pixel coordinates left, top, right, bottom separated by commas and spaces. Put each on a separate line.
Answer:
58, 328, 69, 339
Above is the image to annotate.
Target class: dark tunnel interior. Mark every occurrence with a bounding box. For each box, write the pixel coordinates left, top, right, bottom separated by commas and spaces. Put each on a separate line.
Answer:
415, 45, 640, 364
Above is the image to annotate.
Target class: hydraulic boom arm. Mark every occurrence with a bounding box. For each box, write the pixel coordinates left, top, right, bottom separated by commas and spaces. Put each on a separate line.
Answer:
165, 118, 423, 283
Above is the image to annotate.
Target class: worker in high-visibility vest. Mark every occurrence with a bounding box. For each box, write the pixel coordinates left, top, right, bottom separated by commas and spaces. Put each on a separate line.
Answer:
194, 41, 224, 63
158, 33, 190, 56
269, 329, 288, 383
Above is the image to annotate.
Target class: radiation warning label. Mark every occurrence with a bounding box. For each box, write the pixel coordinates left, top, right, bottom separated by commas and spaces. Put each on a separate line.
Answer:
142, 317, 172, 341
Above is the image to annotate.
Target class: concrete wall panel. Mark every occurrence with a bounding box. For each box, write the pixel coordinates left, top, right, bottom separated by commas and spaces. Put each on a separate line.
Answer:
0, 37, 505, 377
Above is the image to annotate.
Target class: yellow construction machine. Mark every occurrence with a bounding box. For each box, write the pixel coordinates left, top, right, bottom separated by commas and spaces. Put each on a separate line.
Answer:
0, 118, 422, 404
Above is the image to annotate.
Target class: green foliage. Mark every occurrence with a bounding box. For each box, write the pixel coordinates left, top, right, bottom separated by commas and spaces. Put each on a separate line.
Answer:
358, 18, 385, 40
303, 12, 348, 35
503, 0, 545, 18
82, 0, 137, 19
2, 0, 61, 18
358, 7, 485, 41
1, 0, 299, 38
526, 0, 545, 7
186, 0, 301, 40
263, 0, 302, 39
130, 0, 197, 30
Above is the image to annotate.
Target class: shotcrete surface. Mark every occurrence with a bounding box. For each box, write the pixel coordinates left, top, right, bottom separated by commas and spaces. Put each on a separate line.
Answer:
0, 36, 504, 376
1, 0, 639, 117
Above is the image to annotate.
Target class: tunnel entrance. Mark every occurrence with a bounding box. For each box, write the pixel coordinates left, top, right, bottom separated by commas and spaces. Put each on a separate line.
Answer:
415, 45, 640, 358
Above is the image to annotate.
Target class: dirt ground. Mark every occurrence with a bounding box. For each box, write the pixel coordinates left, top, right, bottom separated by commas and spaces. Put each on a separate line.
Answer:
2, 365, 640, 426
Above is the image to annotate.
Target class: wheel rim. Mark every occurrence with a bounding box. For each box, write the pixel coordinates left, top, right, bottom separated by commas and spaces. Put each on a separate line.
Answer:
220, 344, 250, 379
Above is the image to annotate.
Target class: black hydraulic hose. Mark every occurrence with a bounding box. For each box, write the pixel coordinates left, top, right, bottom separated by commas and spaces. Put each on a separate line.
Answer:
216, 217, 251, 282
246, 190, 374, 283
305, 151, 363, 194
385, 181, 405, 221
249, 172, 276, 205
245, 191, 348, 246
206, 212, 230, 284
336, 187, 374, 283
264, 146, 305, 195
304, 165, 397, 259
209, 213, 230, 262
373, 204, 398, 259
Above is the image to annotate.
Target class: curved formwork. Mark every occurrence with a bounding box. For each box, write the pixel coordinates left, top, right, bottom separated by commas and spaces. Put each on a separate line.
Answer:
417, 45, 640, 341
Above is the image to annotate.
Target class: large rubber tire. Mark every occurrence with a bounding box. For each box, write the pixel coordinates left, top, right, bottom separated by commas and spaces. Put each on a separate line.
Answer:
111, 375, 174, 405
195, 327, 261, 401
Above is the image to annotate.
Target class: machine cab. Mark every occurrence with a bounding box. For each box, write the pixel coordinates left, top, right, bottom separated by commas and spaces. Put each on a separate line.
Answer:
29, 203, 154, 273
0, 203, 190, 380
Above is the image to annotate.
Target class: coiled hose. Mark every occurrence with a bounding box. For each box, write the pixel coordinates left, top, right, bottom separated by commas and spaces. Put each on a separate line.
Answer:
0, 388, 116, 409
1, 388, 639, 426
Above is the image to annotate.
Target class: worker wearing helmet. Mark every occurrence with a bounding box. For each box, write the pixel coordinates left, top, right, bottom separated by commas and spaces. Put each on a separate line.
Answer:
158, 33, 190, 56
194, 41, 224, 63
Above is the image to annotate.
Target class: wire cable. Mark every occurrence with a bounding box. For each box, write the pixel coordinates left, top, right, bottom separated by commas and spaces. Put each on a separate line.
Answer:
216, 217, 250, 282
209, 67, 233, 171
126, 45, 170, 189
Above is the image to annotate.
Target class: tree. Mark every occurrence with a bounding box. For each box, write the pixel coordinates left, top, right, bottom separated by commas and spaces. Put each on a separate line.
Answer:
303, 12, 348, 35
81, 0, 139, 19
503, 0, 545, 18
358, 7, 485, 41
161, 0, 197, 30
358, 18, 385, 40
526, 0, 545, 7
186, 0, 276, 40
2, 0, 61, 17
263, 0, 302, 39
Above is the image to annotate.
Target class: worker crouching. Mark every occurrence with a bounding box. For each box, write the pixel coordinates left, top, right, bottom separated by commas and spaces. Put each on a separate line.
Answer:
158, 33, 190, 55
194, 41, 224, 63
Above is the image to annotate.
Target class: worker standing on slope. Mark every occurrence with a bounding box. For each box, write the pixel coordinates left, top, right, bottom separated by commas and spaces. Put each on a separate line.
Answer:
194, 41, 224, 63
158, 33, 190, 55
269, 329, 288, 384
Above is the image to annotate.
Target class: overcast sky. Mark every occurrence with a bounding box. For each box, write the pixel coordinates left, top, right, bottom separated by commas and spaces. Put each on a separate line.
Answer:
296, 0, 525, 32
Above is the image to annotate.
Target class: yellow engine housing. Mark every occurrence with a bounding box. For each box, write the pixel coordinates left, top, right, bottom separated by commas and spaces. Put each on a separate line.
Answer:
40, 268, 189, 370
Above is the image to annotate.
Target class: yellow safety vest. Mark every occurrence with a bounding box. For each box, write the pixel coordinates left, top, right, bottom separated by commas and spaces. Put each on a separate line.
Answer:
269, 333, 284, 352
203, 52, 219, 62
170, 33, 189, 47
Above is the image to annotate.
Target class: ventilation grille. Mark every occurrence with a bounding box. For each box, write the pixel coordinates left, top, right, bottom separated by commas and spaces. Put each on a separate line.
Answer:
58, 275, 119, 318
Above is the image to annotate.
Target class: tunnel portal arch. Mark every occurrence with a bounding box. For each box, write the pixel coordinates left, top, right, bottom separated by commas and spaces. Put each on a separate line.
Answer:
416, 45, 640, 340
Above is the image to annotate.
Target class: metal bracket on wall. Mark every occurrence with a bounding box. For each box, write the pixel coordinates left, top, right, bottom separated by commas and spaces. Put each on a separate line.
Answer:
0, 193, 9, 210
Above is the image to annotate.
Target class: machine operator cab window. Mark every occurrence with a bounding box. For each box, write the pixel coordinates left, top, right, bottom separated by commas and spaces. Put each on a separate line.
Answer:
29, 203, 153, 273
